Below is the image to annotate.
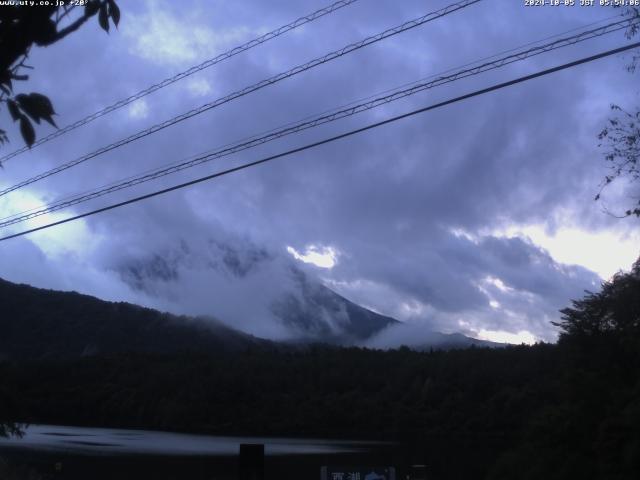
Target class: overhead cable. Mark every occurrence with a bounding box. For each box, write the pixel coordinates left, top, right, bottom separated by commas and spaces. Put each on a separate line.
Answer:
1, 41, 638, 243
0, 0, 482, 198
0, 17, 634, 229
0, 0, 361, 164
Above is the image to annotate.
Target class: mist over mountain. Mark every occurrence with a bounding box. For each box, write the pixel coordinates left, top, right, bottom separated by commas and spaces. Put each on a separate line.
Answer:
0, 221, 506, 362
112, 237, 507, 348
113, 237, 402, 343
0, 271, 497, 362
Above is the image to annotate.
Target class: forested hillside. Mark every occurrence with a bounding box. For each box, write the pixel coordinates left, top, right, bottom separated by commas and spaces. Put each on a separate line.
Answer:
0, 278, 270, 361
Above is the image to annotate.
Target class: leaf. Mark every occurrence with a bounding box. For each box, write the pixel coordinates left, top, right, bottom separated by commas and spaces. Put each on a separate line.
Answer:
19, 116, 35, 147
40, 113, 57, 128
99, 3, 109, 32
7, 99, 21, 121
108, 0, 120, 27
15, 94, 40, 124
28, 93, 55, 116
15, 93, 57, 127
85, 0, 100, 16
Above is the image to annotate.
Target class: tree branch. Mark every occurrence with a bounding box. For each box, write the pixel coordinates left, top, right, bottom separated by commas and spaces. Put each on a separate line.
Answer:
46, 2, 106, 45
47, 12, 92, 44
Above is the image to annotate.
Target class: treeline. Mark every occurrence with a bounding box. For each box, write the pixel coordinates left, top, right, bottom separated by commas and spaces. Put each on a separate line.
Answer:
0, 278, 269, 361
0, 337, 638, 479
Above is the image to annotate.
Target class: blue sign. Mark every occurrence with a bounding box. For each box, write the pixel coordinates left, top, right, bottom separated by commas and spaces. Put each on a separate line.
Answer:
321, 466, 396, 480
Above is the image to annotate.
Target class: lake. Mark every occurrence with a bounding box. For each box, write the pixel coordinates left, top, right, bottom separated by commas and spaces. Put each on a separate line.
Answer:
0, 425, 401, 480
0, 424, 373, 456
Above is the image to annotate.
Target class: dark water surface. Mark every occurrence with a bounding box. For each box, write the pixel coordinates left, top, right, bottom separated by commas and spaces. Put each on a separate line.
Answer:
0, 425, 404, 480
0, 424, 373, 456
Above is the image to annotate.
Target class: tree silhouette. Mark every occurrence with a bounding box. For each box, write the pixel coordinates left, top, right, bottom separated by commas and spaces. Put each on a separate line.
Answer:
0, 0, 120, 152
596, 7, 640, 217
0, 0, 119, 438
554, 258, 640, 340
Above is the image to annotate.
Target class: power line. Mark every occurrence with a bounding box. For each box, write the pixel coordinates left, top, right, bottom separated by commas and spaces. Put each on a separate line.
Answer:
0, 12, 626, 228
255, 12, 627, 131
0, 17, 634, 229
1, 41, 638, 243
0, 0, 361, 164
0, 0, 482, 198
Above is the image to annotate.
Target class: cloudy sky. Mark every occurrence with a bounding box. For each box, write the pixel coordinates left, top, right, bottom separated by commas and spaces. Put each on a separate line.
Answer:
1, 0, 639, 345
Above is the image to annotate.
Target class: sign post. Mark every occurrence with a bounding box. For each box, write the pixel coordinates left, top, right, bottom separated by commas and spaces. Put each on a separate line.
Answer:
239, 443, 264, 480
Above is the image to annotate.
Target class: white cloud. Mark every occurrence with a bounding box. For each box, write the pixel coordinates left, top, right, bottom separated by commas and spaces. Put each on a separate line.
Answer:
490, 223, 640, 280
484, 276, 513, 293
477, 329, 537, 345
287, 244, 338, 269
0, 188, 99, 259
124, 3, 251, 66
186, 77, 212, 97
128, 99, 149, 119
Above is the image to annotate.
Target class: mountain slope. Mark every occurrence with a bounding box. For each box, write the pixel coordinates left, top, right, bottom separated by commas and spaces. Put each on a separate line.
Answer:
0, 275, 500, 361
272, 269, 399, 342
0, 278, 269, 361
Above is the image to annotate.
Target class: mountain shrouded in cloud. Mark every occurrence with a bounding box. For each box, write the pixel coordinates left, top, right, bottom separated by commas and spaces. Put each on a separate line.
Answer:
0, 192, 604, 345
0, 270, 497, 362
111, 234, 398, 342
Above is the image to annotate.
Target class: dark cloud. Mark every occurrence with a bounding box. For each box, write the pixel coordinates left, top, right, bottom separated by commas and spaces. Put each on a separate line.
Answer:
0, 0, 637, 344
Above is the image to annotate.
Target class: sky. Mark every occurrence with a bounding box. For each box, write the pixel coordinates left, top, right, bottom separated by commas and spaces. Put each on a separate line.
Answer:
0, 0, 639, 345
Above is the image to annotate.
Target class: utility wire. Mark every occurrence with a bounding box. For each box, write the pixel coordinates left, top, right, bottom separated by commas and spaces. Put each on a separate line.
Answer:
1, 41, 638, 243
0, 17, 633, 225
0, 15, 632, 226
0, 9, 627, 224
0, 17, 634, 229
0, 0, 361, 164
0, 11, 623, 227
0, 0, 482, 198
